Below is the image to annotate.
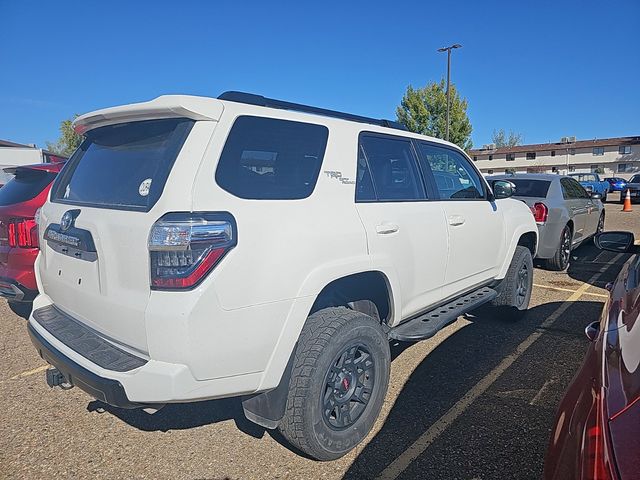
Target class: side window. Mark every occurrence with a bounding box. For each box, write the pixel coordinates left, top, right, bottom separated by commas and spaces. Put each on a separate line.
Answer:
215, 116, 329, 200
561, 178, 582, 199
358, 135, 426, 201
560, 178, 572, 199
418, 143, 484, 200
571, 179, 590, 198
356, 145, 376, 201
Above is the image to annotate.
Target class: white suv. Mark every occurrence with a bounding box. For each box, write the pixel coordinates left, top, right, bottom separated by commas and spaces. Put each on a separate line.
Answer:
28, 92, 537, 460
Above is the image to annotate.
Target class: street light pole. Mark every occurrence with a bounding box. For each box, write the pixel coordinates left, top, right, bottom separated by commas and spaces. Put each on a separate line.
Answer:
437, 44, 462, 142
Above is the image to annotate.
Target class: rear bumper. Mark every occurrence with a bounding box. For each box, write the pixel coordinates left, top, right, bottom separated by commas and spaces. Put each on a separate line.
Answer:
0, 276, 37, 302
534, 222, 565, 260
28, 322, 140, 408
27, 302, 264, 406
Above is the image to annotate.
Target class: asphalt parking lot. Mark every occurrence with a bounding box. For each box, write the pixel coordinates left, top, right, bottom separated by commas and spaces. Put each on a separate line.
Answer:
1, 201, 638, 480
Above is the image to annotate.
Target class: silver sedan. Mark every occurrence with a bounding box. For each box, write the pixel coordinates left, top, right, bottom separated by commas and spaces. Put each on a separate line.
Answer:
488, 174, 605, 270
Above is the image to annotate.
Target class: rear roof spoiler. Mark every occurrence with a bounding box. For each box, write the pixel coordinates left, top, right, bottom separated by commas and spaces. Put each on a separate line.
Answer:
73, 95, 225, 135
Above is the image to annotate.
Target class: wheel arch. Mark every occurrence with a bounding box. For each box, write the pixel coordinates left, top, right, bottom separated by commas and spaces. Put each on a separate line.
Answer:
245, 268, 398, 429
496, 226, 539, 279
309, 270, 396, 326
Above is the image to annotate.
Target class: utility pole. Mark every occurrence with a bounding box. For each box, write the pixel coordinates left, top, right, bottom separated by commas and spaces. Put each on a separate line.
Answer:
437, 44, 462, 142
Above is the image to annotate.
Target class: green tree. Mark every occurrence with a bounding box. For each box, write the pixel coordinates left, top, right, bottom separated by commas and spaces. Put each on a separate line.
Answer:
396, 79, 473, 150
491, 129, 523, 148
46, 116, 82, 157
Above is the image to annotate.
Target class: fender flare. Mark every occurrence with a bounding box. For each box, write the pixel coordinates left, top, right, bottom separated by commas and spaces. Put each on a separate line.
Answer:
247, 255, 400, 402
496, 226, 538, 279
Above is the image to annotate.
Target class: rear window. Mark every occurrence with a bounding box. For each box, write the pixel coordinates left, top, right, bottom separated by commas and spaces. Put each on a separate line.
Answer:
508, 179, 551, 198
51, 118, 194, 211
0, 169, 56, 206
215, 116, 329, 200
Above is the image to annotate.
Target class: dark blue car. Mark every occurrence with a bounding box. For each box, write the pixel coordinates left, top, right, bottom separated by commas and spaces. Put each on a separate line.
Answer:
604, 176, 627, 192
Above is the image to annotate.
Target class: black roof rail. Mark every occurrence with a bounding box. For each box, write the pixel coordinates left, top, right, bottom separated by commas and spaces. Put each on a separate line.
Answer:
218, 91, 407, 131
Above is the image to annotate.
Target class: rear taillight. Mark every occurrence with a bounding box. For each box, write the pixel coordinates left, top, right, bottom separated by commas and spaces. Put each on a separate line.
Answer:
148, 212, 236, 290
6, 218, 38, 248
530, 202, 548, 224
581, 388, 616, 480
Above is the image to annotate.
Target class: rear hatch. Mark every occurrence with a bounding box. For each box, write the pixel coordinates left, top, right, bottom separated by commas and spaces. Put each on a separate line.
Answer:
38, 117, 198, 355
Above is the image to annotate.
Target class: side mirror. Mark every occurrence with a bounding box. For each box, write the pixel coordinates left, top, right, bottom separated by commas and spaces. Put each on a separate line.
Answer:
585, 321, 600, 342
594, 231, 636, 253
491, 180, 516, 200
590, 192, 602, 200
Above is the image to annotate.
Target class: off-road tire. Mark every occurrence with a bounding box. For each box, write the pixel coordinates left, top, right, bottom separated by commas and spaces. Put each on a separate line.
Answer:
491, 246, 533, 320
546, 225, 572, 271
278, 307, 390, 461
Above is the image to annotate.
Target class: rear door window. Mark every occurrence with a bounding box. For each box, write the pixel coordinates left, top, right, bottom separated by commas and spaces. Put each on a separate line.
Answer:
561, 177, 588, 199
0, 169, 56, 206
357, 135, 426, 202
215, 116, 329, 200
51, 118, 194, 211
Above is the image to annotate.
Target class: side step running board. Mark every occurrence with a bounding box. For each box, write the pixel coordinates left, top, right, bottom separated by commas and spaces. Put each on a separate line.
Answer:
389, 287, 497, 342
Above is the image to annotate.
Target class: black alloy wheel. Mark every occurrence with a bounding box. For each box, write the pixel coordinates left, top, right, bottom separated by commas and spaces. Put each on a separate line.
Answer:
515, 261, 530, 308
321, 343, 375, 430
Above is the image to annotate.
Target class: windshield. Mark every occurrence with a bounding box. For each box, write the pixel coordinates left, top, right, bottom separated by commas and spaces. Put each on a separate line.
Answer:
629, 175, 640, 184
51, 118, 194, 211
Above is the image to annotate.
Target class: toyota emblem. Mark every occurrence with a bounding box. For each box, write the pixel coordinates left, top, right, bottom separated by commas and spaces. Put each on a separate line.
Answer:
60, 211, 74, 232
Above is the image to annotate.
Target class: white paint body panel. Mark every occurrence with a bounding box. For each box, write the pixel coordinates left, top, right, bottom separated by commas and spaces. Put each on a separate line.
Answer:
30, 94, 537, 403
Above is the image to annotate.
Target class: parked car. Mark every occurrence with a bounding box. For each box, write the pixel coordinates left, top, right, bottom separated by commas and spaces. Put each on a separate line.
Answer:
620, 174, 640, 204
0, 162, 65, 317
28, 92, 538, 460
569, 173, 610, 202
487, 174, 605, 271
604, 177, 627, 193
545, 231, 640, 480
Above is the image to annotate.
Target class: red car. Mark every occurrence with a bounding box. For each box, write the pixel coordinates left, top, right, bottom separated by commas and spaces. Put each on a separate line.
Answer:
545, 231, 640, 480
0, 162, 65, 317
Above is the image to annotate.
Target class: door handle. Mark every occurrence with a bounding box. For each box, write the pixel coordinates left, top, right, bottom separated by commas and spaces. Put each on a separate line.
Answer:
448, 215, 465, 226
375, 223, 399, 234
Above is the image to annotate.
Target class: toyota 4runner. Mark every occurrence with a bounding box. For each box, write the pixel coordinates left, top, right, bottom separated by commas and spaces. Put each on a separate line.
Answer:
28, 92, 537, 460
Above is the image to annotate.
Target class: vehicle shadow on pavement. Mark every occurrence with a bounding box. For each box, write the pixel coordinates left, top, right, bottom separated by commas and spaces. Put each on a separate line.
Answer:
87, 397, 266, 439
541, 241, 632, 288
342, 300, 607, 480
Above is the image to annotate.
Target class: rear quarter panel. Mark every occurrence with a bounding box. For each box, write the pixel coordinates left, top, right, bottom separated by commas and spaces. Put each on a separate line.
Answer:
187, 108, 372, 386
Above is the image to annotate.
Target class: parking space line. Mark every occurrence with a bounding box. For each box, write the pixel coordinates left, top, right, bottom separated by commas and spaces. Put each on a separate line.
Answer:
532, 283, 609, 298
9, 364, 48, 380
529, 378, 555, 406
376, 253, 624, 480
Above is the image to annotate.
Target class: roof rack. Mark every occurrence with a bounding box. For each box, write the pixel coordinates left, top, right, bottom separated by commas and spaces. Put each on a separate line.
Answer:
218, 91, 407, 131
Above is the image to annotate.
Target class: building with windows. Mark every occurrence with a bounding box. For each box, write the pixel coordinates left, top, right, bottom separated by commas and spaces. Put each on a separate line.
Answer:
470, 136, 640, 178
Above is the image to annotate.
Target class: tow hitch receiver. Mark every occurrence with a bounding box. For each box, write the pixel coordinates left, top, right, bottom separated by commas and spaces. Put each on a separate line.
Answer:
46, 367, 74, 390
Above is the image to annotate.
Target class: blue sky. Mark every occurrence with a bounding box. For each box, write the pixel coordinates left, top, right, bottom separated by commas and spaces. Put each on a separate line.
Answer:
1, 0, 639, 149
